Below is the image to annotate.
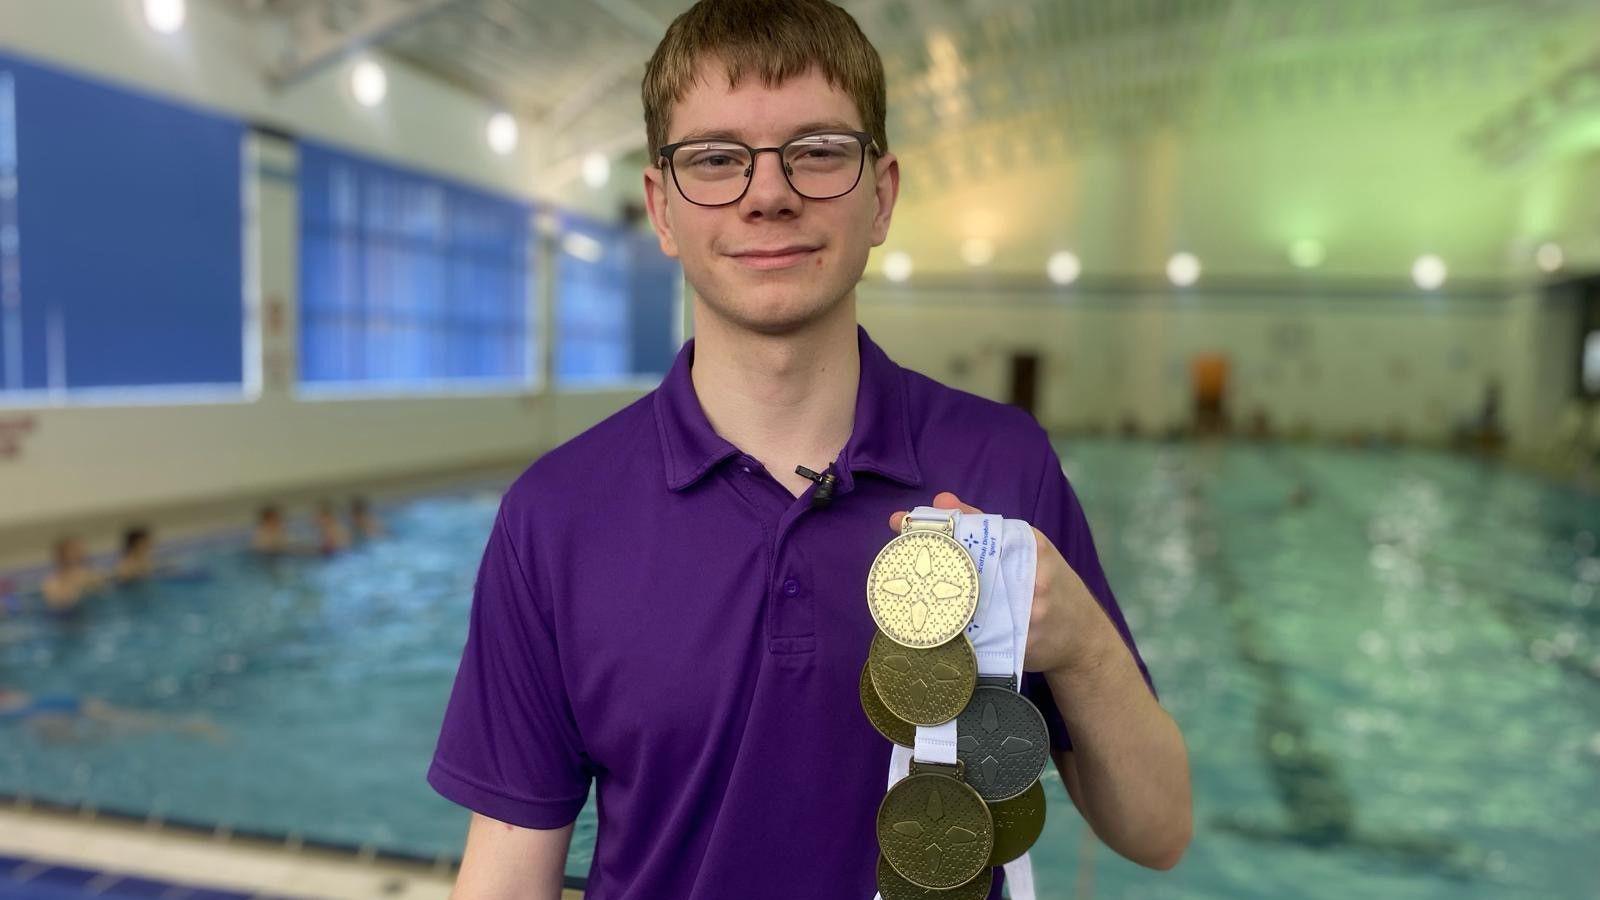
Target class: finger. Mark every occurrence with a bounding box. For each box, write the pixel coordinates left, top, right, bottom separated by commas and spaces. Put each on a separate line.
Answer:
932, 491, 983, 515
888, 493, 985, 531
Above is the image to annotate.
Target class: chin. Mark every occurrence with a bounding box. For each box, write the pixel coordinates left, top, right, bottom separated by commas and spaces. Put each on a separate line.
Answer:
713, 288, 844, 336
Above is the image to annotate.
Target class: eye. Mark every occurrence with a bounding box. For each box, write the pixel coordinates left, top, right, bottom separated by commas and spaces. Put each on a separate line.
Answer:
689, 153, 738, 168
806, 145, 848, 159
680, 143, 748, 170
788, 136, 853, 162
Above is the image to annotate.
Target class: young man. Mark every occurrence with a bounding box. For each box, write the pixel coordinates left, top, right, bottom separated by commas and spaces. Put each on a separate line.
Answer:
428, 2, 1191, 897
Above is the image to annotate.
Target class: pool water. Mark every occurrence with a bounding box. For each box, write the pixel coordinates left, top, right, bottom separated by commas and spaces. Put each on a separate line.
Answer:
1050, 439, 1599, 900
0, 491, 521, 866
1, 439, 1596, 899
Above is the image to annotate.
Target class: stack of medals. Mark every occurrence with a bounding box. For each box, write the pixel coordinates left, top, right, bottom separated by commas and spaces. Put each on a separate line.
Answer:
860, 508, 1050, 899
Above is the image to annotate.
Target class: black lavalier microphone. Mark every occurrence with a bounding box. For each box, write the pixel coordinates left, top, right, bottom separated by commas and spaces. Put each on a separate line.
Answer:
794, 464, 838, 508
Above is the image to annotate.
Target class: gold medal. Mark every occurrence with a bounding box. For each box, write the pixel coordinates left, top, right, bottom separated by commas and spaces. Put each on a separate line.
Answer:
867, 629, 977, 727
876, 853, 992, 900
859, 659, 915, 747
876, 760, 994, 889
986, 777, 1046, 867
866, 517, 979, 649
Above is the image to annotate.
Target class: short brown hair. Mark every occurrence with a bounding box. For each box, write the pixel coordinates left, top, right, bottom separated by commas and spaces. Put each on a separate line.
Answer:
641, 0, 888, 162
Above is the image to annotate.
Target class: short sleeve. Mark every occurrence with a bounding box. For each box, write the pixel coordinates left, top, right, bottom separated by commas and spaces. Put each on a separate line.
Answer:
1022, 439, 1159, 753
426, 501, 593, 828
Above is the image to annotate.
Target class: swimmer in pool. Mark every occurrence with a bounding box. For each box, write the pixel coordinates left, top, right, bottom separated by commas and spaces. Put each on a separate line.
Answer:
41, 536, 109, 613
314, 499, 350, 554
115, 525, 163, 582
349, 495, 383, 540
250, 504, 305, 555
251, 504, 329, 557
114, 526, 207, 583
0, 685, 228, 745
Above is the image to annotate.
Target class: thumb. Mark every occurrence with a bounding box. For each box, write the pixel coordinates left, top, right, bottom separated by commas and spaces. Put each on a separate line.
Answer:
887, 492, 985, 531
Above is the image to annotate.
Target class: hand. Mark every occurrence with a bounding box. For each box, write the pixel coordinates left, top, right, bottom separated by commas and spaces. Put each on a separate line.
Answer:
888, 491, 1116, 676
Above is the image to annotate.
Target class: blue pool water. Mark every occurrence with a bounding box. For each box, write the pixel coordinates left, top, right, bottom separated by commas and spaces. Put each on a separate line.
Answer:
1, 439, 1597, 899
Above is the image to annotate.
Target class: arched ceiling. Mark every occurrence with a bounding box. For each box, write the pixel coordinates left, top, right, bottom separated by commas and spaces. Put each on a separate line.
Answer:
224, 0, 1600, 277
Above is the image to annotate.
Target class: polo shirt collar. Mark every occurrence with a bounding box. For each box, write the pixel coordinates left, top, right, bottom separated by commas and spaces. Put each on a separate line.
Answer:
654, 323, 923, 493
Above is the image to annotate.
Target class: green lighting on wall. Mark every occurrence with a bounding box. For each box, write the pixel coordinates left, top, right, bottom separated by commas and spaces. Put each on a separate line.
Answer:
1289, 238, 1325, 269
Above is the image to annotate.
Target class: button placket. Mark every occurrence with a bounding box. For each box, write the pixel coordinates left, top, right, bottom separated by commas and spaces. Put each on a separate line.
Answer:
767, 541, 815, 653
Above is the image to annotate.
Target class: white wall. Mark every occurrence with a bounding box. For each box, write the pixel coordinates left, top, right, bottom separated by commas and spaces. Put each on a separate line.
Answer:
858, 278, 1582, 456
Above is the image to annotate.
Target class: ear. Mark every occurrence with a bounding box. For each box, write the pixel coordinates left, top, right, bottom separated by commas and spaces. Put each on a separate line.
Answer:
643, 163, 680, 258
868, 150, 899, 248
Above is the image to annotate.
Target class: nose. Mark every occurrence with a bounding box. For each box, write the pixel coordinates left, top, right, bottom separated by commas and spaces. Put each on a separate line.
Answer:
737, 148, 801, 220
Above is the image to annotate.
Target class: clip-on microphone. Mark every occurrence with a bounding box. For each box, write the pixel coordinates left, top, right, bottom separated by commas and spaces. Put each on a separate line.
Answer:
794, 464, 837, 508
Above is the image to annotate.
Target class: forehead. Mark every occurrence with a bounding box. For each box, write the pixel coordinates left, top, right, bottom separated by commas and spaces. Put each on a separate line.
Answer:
667, 58, 864, 144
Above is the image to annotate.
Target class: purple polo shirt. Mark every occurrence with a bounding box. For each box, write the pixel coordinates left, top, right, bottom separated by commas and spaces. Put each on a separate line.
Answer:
428, 323, 1156, 899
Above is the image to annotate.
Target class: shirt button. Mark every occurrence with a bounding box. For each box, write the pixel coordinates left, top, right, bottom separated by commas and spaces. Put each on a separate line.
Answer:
741, 465, 752, 473
782, 578, 800, 597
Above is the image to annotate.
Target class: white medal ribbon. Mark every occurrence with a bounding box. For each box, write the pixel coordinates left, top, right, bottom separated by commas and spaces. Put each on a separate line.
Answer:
872, 506, 1038, 900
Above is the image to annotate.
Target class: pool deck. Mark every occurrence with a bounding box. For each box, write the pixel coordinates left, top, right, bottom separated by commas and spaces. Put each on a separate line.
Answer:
0, 805, 584, 899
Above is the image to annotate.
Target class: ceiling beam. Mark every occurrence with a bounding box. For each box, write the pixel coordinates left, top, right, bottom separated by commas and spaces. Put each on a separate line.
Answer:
1464, 44, 1600, 167
270, 0, 477, 88
582, 0, 666, 42
382, 44, 548, 119
539, 55, 644, 136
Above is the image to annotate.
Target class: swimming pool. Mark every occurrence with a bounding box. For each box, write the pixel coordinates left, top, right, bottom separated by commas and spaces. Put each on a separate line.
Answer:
1, 439, 1596, 899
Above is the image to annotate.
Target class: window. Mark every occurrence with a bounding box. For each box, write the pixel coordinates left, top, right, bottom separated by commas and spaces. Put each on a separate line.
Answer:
554, 213, 679, 387
297, 141, 533, 393
0, 51, 244, 404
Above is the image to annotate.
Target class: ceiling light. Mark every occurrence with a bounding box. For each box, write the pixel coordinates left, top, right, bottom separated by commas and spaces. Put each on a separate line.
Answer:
143, 0, 185, 34
1412, 254, 1446, 290
1536, 242, 1564, 273
883, 251, 912, 283
350, 59, 387, 108
1167, 252, 1200, 287
582, 153, 610, 189
1046, 251, 1080, 285
487, 112, 518, 155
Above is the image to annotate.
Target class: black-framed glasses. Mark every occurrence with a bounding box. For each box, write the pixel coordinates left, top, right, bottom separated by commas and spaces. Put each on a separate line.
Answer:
657, 130, 880, 207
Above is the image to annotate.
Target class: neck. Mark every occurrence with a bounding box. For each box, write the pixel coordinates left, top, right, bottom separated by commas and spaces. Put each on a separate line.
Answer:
687, 296, 860, 477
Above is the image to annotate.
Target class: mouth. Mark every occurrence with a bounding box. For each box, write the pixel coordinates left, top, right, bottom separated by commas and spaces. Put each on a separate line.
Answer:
727, 245, 821, 270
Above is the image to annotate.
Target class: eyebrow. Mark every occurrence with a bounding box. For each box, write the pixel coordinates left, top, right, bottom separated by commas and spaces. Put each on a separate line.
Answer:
671, 120, 860, 145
